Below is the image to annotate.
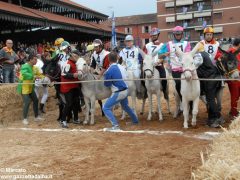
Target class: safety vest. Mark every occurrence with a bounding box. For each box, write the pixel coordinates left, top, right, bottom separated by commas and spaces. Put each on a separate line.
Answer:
145, 41, 164, 63
91, 49, 110, 69
200, 40, 219, 62
119, 46, 140, 70
168, 40, 188, 71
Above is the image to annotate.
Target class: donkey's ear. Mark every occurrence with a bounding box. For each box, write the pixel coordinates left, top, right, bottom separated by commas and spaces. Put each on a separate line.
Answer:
218, 47, 229, 55
138, 48, 146, 59
175, 45, 184, 57
191, 42, 200, 57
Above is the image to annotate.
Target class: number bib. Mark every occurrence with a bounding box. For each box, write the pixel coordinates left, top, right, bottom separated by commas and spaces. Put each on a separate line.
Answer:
201, 40, 219, 62
119, 47, 139, 70
168, 41, 188, 70
145, 42, 164, 62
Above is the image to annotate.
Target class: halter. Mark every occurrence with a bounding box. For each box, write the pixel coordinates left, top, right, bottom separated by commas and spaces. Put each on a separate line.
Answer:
46, 65, 61, 81
143, 68, 154, 78
183, 68, 196, 75
217, 60, 238, 78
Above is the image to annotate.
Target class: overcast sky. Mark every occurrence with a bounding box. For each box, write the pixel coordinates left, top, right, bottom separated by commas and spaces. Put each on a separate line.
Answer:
72, 0, 156, 17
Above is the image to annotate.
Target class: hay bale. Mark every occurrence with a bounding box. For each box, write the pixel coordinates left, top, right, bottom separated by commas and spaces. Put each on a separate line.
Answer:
192, 117, 240, 179
0, 85, 56, 124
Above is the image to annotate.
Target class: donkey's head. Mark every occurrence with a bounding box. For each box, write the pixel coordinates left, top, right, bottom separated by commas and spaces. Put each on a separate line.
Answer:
217, 47, 239, 79
175, 43, 200, 81
140, 49, 158, 79
44, 54, 62, 81
76, 57, 88, 80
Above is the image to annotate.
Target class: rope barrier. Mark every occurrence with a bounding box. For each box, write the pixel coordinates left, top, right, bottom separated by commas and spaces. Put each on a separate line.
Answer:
0, 77, 240, 85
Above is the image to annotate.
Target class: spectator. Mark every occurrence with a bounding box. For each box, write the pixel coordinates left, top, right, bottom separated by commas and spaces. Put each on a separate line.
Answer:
17, 54, 44, 125
0, 39, 19, 83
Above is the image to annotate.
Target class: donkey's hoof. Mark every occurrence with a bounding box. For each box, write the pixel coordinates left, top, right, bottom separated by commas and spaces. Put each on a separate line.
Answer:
183, 125, 188, 129
90, 121, 95, 125
83, 120, 88, 125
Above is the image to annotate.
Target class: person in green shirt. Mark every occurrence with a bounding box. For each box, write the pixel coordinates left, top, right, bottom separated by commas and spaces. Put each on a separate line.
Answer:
17, 54, 44, 125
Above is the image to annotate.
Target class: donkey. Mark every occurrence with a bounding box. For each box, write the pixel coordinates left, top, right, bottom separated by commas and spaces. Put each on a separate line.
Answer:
141, 50, 170, 121
76, 58, 112, 125
173, 44, 201, 128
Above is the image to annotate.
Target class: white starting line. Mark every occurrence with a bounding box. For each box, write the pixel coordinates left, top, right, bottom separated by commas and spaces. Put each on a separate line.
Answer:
0, 127, 221, 140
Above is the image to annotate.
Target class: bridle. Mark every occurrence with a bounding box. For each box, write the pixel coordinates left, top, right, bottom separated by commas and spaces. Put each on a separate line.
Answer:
143, 68, 154, 78
45, 64, 61, 81
217, 59, 238, 78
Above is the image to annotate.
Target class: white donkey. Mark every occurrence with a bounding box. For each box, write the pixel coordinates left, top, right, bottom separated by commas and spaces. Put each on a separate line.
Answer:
174, 44, 201, 128
76, 58, 111, 125
141, 50, 170, 121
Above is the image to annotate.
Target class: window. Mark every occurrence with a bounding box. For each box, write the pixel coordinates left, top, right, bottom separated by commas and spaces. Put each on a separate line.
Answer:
142, 26, 151, 33
145, 39, 150, 44
213, 12, 223, 19
166, 7, 174, 12
213, 0, 222, 5
125, 27, 132, 34
197, 17, 204, 22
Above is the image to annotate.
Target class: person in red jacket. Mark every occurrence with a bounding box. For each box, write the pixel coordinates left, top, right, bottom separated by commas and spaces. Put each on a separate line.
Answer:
227, 38, 240, 118
60, 50, 81, 128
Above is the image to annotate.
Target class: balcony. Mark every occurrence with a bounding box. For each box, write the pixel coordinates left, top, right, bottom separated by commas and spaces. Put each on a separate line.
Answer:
214, 26, 223, 33
175, 5, 212, 13
165, 1, 174, 8
177, 13, 193, 20
176, 0, 193, 6
194, 11, 211, 18
166, 16, 175, 23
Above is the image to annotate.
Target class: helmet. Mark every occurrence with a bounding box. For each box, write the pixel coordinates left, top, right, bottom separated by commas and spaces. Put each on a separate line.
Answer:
60, 41, 70, 50
86, 44, 94, 52
92, 39, 103, 47
203, 27, 214, 34
125, 35, 134, 41
172, 26, 184, 34
54, 38, 64, 46
150, 28, 160, 36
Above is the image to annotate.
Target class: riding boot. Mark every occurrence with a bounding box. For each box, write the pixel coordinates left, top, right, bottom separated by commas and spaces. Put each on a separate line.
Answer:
40, 103, 46, 114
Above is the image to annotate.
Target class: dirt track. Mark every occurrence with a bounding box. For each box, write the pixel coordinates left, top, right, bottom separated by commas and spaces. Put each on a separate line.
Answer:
0, 85, 234, 180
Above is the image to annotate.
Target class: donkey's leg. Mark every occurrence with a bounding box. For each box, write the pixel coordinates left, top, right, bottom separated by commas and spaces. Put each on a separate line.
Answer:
120, 106, 125, 120
90, 97, 96, 125
98, 100, 105, 117
216, 87, 224, 112
132, 93, 137, 118
165, 86, 171, 114
192, 97, 200, 127
157, 90, 163, 121
182, 97, 190, 128
83, 97, 90, 125
140, 98, 146, 115
147, 92, 153, 121
173, 91, 180, 118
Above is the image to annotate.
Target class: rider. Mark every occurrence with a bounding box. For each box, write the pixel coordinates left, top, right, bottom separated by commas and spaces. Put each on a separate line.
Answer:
119, 35, 143, 97
52, 38, 64, 58
198, 27, 221, 63
143, 27, 167, 98
197, 27, 224, 128
90, 39, 110, 79
158, 26, 191, 100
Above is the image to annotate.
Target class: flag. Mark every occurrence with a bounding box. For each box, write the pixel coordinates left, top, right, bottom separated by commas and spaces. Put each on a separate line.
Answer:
198, 4, 203, 12
111, 11, 117, 50
202, 20, 207, 28
183, 22, 188, 29
182, 7, 188, 14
